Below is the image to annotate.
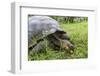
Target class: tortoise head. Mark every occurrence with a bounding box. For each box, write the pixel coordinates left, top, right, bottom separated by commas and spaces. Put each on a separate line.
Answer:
53, 30, 75, 52
60, 39, 75, 51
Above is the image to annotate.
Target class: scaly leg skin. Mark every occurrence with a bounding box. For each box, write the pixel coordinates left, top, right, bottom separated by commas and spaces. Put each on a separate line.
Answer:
29, 41, 46, 55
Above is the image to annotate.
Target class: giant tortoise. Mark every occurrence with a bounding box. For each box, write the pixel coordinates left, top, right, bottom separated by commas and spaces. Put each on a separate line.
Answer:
28, 16, 75, 54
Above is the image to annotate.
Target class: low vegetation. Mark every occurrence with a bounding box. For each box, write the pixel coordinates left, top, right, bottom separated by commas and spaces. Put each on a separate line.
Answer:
28, 21, 88, 60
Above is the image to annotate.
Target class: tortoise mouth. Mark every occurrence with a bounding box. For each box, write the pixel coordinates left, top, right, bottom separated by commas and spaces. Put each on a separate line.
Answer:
60, 39, 75, 50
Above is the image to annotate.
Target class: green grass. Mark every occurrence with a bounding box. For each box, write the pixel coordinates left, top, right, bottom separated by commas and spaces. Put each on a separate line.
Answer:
28, 21, 88, 61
